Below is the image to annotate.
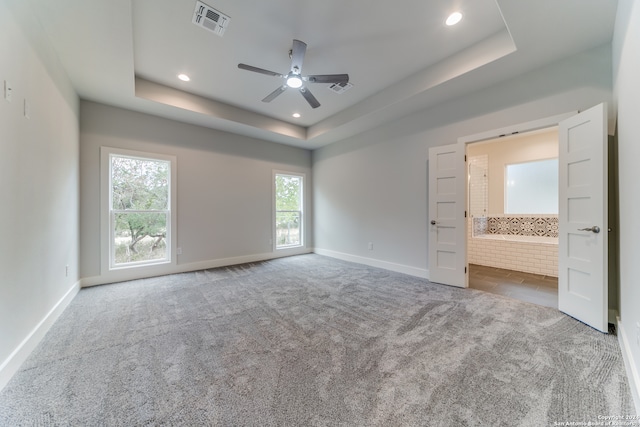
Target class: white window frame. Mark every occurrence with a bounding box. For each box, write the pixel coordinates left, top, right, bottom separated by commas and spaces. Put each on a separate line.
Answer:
273, 170, 305, 252
101, 147, 177, 276
504, 157, 559, 214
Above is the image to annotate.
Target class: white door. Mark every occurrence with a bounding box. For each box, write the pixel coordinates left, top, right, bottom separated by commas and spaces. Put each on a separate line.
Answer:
558, 103, 608, 332
428, 144, 466, 287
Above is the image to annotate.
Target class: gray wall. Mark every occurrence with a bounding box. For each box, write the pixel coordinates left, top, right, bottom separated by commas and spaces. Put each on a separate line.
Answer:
0, 0, 80, 386
313, 45, 612, 277
613, 0, 640, 407
80, 102, 312, 285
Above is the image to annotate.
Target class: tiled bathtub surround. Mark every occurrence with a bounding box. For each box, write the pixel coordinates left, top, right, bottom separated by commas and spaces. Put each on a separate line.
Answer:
472, 216, 559, 238
486, 216, 558, 238
469, 216, 558, 277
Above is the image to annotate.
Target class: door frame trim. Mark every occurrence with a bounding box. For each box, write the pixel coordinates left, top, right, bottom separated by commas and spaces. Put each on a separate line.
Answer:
455, 111, 578, 288
458, 112, 577, 145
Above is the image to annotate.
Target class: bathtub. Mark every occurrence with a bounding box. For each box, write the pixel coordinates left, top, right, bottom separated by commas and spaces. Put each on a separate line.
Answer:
468, 230, 558, 277
473, 234, 558, 245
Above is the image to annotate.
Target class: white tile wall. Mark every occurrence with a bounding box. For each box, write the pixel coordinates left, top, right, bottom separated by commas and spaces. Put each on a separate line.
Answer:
469, 155, 488, 217
467, 219, 558, 277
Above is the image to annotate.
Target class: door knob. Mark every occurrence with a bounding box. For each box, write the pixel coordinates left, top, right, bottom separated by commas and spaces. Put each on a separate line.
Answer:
578, 226, 600, 233
430, 220, 437, 225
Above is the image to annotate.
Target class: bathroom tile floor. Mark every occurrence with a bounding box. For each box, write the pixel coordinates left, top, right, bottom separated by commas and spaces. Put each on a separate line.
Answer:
469, 264, 558, 309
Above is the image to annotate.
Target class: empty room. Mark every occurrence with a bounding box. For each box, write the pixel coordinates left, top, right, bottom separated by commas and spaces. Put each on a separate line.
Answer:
1, 0, 639, 425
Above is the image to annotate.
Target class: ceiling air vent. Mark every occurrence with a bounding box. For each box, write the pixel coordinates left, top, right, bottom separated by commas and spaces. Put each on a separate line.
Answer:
192, 1, 230, 37
328, 82, 353, 94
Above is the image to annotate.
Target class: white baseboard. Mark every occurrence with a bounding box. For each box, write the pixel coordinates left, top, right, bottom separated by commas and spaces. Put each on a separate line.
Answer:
617, 316, 640, 415
81, 248, 314, 288
0, 281, 80, 392
314, 248, 429, 279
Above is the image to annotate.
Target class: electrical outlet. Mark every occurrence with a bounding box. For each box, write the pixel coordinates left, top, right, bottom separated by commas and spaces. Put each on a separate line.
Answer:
368, 242, 373, 250
4, 80, 12, 102
177, 247, 182, 255
65, 265, 69, 277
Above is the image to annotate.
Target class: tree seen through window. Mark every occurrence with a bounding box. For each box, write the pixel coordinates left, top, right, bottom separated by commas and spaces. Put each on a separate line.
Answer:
111, 155, 170, 266
275, 174, 303, 248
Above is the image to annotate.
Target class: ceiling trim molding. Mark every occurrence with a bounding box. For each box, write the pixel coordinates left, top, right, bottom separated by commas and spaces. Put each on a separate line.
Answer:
307, 29, 517, 141
135, 77, 307, 141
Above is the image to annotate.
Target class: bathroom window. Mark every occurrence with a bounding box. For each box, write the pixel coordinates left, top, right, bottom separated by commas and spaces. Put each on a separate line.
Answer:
505, 158, 558, 214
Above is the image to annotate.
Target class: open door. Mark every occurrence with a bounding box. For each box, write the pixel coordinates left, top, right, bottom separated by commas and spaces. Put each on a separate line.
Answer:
558, 103, 608, 332
428, 144, 466, 287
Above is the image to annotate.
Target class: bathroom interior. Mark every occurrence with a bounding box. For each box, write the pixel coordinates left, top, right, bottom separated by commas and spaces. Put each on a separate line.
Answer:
466, 127, 560, 308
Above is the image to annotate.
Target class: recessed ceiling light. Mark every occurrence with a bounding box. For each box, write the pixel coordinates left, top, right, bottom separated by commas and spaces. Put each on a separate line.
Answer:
178, 74, 190, 82
446, 12, 463, 26
292, 113, 301, 118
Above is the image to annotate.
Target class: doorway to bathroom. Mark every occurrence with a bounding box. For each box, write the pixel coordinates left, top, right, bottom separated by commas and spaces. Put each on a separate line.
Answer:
429, 104, 610, 332
466, 127, 560, 309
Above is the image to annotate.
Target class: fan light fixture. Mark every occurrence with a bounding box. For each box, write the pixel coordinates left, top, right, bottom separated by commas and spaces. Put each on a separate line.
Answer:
237, 39, 350, 109
286, 74, 303, 88
446, 12, 463, 26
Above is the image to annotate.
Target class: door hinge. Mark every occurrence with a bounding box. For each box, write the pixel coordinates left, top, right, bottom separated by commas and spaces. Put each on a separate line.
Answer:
465, 210, 467, 218
464, 155, 467, 162
465, 266, 467, 274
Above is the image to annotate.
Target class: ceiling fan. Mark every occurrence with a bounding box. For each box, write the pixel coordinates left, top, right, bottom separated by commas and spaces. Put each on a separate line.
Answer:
238, 39, 349, 109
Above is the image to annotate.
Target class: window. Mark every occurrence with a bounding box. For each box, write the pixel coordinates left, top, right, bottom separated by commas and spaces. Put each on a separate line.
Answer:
505, 158, 558, 214
274, 172, 304, 249
102, 148, 176, 270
